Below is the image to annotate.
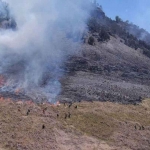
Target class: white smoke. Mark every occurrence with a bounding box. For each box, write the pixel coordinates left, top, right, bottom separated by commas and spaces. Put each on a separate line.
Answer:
0, 0, 91, 102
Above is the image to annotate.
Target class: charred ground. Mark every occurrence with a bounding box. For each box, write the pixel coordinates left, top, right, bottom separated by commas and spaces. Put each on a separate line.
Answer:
59, 4, 150, 104
0, 2, 150, 104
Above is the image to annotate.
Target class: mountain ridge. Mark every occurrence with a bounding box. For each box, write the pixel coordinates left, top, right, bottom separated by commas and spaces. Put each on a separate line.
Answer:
59, 4, 150, 104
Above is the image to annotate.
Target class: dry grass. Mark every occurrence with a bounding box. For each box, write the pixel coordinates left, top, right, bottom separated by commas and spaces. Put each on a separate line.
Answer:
0, 98, 150, 150
59, 100, 150, 134
58, 106, 117, 140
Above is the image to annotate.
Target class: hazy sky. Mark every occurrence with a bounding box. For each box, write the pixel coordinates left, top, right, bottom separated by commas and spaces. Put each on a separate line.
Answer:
97, 0, 150, 32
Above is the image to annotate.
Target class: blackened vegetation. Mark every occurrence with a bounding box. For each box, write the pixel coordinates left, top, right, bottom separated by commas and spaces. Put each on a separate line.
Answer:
0, 91, 32, 101
98, 28, 110, 42
61, 2, 150, 105
87, 4, 150, 58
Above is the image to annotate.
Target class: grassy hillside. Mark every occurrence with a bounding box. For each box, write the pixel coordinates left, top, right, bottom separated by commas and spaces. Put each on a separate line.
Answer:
0, 98, 150, 150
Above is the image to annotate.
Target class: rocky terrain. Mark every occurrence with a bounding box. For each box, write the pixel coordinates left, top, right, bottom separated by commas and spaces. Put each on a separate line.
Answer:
60, 35, 150, 104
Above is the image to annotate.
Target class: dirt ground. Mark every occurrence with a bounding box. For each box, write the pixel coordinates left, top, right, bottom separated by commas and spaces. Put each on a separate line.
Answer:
0, 98, 150, 150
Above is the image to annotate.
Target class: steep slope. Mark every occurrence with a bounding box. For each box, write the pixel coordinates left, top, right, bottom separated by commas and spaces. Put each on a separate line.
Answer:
88, 5, 150, 58
60, 35, 150, 104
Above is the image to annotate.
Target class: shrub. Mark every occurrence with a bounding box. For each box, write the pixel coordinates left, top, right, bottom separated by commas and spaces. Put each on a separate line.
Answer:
98, 28, 110, 42
88, 36, 95, 45
88, 18, 100, 33
115, 16, 122, 23
143, 49, 150, 58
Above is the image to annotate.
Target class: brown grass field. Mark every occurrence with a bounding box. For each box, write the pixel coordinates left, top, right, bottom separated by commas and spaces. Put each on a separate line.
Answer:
0, 98, 150, 150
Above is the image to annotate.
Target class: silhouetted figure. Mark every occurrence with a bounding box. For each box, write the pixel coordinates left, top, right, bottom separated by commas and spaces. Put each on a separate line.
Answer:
68, 103, 72, 108
75, 105, 78, 109
43, 107, 47, 114
65, 113, 67, 119
135, 125, 137, 130
42, 124, 45, 129
142, 126, 145, 130
43, 109, 45, 114
26, 109, 30, 116
68, 112, 71, 118
57, 114, 59, 118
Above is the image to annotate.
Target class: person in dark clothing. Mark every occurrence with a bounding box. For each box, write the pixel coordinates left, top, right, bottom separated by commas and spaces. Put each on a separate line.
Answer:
43, 107, 47, 114
42, 124, 45, 129
68, 102, 72, 108
65, 113, 67, 119
135, 125, 137, 130
68, 112, 71, 118
26, 109, 30, 116
75, 105, 78, 109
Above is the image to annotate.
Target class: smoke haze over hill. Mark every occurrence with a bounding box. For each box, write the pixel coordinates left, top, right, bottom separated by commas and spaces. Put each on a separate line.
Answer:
0, 0, 90, 102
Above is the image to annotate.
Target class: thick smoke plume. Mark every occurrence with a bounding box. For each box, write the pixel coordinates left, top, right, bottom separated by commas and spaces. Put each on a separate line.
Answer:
0, 0, 90, 102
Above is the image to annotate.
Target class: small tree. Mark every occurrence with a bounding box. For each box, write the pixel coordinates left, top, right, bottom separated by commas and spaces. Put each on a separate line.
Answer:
98, 28, 110, 42
115, 16, 122, 23
88, 36, 95, 45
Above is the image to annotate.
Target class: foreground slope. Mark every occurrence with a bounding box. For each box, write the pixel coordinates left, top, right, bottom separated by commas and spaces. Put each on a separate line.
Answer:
0, 98, 150, 150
